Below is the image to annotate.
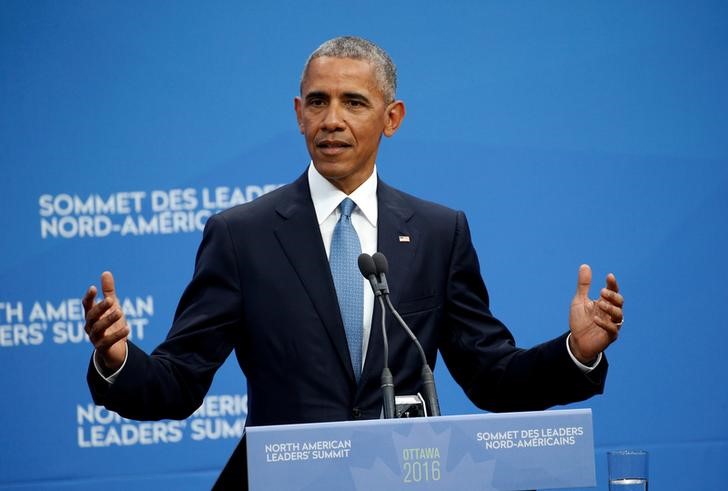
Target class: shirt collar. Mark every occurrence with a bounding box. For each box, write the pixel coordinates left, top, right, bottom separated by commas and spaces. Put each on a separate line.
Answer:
307, 162, 378, 227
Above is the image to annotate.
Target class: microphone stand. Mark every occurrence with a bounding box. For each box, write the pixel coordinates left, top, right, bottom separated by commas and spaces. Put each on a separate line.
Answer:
358, 254, 396, 419
373, 252, 441, 417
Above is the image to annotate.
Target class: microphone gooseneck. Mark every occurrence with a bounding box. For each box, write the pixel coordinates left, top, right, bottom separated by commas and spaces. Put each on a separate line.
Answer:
377, 295, 395, 419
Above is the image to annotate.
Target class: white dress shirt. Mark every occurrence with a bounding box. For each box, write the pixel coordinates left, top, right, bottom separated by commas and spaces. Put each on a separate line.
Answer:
307, 162, 378, 370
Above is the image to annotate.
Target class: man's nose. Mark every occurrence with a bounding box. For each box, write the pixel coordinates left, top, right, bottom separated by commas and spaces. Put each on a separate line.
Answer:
320, 102, 345, 131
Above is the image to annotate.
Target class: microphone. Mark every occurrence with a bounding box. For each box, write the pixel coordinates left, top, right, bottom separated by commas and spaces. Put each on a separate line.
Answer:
371, 252, 441, 417
358, 253, 395, 419
357, 254, 381, 297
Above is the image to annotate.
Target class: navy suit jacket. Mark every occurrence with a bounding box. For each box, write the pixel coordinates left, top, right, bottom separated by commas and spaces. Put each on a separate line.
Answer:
88, 172, 606, 487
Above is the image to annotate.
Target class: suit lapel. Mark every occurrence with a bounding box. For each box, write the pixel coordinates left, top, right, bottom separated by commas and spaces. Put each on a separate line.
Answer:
360, 179, 417, 386
273, 174, 356, 383
376, 179, 417, 309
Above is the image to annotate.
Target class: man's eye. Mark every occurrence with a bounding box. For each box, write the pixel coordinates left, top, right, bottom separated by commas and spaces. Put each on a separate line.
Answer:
346, 100, 364, 108
308, 99, 326, 107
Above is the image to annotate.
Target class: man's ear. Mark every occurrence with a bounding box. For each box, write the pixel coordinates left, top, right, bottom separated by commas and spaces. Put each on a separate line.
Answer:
383, 100, 406, 138
294, 97, 304, 134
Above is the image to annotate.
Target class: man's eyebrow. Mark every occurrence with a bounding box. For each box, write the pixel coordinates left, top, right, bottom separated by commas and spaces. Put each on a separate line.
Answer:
304, 91, 329, 101
342, 92, 371, 103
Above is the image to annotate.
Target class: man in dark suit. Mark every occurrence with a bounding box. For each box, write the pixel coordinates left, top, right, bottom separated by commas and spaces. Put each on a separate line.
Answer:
84, 36, 624, 488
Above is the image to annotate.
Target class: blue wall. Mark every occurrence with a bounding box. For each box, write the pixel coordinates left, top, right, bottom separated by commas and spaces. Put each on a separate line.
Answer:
1, 1, 726, 489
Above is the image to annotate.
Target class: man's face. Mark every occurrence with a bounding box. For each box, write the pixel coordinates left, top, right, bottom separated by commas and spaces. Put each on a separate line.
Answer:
295, 56, 404, 194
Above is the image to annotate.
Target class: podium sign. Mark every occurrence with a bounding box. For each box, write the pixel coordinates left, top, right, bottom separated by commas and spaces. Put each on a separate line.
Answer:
247, 409, 596, 490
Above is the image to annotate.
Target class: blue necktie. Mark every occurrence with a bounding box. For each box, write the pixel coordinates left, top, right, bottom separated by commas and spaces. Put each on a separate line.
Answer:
330, 198, 364, 382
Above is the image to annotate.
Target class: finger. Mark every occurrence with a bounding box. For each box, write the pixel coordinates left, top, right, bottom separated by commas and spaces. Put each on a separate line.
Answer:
600, 288, 624, 308
101, 271, 116, 300
88, 307, 123, 340
95, 321, 130, 351
85, 296, 114, 325
605, 273, 619, 293
594, 315, 620, 340
597, 299, 623, 324
575, 264, 592, 300
82, 285, 98, 314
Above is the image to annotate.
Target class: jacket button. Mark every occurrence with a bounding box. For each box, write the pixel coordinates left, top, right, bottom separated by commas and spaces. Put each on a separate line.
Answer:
352, 407, 362, 419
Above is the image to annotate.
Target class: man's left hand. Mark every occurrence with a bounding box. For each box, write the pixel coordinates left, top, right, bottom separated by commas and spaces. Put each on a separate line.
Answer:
568, 264, 624, 364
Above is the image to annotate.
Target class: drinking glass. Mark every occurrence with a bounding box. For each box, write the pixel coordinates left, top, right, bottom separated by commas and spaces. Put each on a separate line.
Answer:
607, 450, 648, 490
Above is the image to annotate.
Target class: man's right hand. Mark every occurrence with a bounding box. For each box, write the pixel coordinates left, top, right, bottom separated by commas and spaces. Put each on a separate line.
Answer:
83, 271, 129, 374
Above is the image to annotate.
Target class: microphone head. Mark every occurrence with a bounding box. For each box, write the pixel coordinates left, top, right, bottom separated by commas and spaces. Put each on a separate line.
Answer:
357, 253, 377, 278
372, 252, 389, 274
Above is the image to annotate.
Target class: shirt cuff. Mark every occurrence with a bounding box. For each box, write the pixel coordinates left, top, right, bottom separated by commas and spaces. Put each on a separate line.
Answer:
92, 344, 128, 384
566, 333, 602, 373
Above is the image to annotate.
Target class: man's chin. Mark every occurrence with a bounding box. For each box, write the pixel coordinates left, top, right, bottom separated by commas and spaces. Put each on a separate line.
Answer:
312, 160, 349, 178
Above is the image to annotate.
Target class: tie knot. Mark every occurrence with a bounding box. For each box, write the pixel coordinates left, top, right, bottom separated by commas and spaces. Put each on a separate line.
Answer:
339, 198, 356, 218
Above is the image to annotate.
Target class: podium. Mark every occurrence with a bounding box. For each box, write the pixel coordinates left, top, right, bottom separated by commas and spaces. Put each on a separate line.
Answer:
246, 409, 596, 490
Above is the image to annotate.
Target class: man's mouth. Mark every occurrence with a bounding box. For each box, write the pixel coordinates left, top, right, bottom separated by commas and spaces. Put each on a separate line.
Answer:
316, 140, 352, 155
316, 140, 351, 148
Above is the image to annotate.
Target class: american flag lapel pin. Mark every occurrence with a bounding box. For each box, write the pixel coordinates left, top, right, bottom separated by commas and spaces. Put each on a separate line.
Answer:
398, 235, 411, 243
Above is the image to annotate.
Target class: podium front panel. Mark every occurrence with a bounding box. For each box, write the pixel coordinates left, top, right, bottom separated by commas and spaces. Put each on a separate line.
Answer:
246, 409, 596, 490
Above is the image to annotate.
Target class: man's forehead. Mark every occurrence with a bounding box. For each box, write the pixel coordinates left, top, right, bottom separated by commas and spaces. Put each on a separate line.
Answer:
301, 56, 380, 95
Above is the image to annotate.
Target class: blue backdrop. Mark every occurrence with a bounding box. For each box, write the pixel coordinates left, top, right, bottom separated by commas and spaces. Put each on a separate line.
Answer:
1, 1, 726, 489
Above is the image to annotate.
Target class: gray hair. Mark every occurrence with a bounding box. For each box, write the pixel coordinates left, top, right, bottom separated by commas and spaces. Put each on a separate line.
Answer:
300, 36, 397, 103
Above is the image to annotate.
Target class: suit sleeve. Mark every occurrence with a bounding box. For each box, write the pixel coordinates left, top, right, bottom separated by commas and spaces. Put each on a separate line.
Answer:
439, 211, 607, 413
87, 214, 242, 420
